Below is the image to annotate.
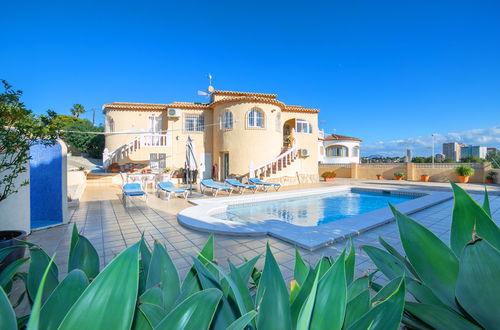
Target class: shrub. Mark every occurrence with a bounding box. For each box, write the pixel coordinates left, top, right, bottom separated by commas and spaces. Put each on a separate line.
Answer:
62, 120, 104, 158
0, 80, 61, 202
394, 172, 405, 178
486, 171, 496, 181
321, 171, 337, 178
364, 183, 499, 329
456, 165, 474, 177
1, 225, 409, 329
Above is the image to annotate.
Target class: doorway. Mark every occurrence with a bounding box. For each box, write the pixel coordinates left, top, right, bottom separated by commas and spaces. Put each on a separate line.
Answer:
221, 152, 229, 180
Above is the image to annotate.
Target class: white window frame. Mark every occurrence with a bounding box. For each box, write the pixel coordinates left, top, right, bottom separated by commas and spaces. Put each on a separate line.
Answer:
353, 146, 360, 157
106, 116, 115, 133
148, 115, 162, 133
247, 108, 264, 128
150, 153, 166, 169
221, 111, 233, 130
325, 145, 349, 157
296, 119, 312, 133
184, 114, 205, 132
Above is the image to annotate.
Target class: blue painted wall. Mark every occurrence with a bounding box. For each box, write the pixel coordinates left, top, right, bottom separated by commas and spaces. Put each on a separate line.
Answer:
30, 143, 63, 229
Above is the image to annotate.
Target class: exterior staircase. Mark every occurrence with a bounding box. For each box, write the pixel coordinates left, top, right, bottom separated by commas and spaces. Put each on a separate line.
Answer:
103, 133, 170, 168
249, 146, 299, 179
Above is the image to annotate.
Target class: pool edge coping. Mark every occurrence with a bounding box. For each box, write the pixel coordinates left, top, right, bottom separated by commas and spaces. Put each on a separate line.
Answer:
177, 185, 453, 251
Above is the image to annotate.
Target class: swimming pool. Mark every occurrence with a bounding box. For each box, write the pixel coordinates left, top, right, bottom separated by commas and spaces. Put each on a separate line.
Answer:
213, 190, 418, 226
178, 186, 452, 250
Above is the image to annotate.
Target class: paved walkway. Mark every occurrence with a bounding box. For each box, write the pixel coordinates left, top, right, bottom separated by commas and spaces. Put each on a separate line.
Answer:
28, 179, 500, 284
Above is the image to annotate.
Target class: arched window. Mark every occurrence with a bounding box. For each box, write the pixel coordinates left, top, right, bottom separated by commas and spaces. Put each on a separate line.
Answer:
221, 111, 233, 130
247, 108, 264, 128
325, 145, 349, 157
106, 116, 115, 133
353, 146, 360, 157
296, 119, 312, 133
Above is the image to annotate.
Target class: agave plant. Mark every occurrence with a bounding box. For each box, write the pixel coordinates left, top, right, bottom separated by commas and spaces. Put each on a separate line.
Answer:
0, 221, 411, 329
363, 182, 500, 329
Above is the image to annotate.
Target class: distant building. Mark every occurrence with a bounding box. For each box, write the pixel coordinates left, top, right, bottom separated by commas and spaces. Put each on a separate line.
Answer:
435, 153, 445, 161
443, 142, 464, 161
405, 149, 412, 163
319, 134, 362, 164
461, 145, 487, 159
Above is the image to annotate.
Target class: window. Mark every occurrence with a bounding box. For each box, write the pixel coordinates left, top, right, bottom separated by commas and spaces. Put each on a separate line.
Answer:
353, 146, 360, 157
184, 114, 205, 132
221, 112, 233, 130
247, 108, 264, 128
296, 119, 312, 133
325, 145, 349, 157
106, 116, 115, 133
150, 153, 166, 169
148, 115, 162, 133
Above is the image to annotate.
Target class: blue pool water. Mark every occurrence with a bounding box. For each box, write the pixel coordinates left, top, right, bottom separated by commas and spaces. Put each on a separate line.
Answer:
213, 190, 419, 227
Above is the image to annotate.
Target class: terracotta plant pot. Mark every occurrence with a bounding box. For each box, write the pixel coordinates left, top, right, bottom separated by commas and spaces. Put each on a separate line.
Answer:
325, 177, 335, 182
458, 176, 470, 183
376, 175, 382, 180
485, 179, 493, 184
421, 175, 430, 182
395, 176, 403, 181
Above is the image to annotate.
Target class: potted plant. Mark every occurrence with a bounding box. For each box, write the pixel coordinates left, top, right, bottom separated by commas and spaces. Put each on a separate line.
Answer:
394, 172, 405, 180
321, 171, 336, 182
456, 165, 474, 183
376, 174, 382, 180
420, 174, 430, 182
0, 80, 60, 271
108, 162, 120, 173
485, 171, 496, 184
163, 167, 171, 174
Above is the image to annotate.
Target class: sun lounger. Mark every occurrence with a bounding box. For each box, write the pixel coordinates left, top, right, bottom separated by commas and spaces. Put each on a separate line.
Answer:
225, 178, 257, 194
248, 178, 281, 191
156, 182, 189, 200
122, 183, 147, 205
200, 179, 233, 197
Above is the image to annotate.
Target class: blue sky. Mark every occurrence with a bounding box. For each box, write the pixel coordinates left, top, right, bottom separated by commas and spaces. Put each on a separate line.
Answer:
2, 1, 499, 156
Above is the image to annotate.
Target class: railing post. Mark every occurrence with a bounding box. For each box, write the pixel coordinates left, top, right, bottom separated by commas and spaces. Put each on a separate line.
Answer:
351, 163, 358, 179
406, 162, 415, 181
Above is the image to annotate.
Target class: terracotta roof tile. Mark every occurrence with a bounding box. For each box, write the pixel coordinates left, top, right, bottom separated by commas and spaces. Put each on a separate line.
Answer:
103, 102, 210, 111
103, 91, 320, 113
284, 105, 320, 113
211, 95, 286, 108
212, 90, 277, 98
323, 134, 362, 142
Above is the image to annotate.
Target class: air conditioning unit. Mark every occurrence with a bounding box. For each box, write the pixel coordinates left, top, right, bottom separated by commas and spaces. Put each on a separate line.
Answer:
299, 149, 310, 157
167, 108, 181, 118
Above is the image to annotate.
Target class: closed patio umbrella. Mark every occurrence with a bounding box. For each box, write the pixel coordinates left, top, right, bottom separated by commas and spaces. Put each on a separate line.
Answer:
186, 136, 202, 197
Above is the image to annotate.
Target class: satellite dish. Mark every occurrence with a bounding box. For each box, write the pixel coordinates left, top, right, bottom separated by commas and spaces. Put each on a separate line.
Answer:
208, 85, 215, 93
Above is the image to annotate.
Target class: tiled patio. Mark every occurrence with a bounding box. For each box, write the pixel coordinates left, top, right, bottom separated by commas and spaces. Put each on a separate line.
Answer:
28, 179, 500, 284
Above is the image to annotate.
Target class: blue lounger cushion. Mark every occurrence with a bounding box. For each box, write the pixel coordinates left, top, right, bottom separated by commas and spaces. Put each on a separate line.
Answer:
123, 183, 146, 196
157, 182, 187, 194
201, 179, 232, 190
225, 178, 256, 189
249, 178, 281, 187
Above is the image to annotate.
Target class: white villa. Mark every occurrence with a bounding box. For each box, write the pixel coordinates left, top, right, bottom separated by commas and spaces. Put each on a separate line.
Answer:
318, 133, 362, 164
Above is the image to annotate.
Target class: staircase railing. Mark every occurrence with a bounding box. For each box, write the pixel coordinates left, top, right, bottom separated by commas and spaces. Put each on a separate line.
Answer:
103, 133, 171, 168
249, 146, 298, 179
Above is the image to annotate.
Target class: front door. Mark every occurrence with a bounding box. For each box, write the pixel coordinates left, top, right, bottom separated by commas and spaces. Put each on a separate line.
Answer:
221, 152, 229, 180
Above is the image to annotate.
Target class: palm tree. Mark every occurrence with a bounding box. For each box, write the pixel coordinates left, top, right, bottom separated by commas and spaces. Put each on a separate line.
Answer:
70, 104, 86, 118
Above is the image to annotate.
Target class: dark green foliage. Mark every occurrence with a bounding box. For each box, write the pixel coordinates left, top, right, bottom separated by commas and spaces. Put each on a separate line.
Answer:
367, 184, 499, 329
63, 119, 104, 158
0, 80, 61, 202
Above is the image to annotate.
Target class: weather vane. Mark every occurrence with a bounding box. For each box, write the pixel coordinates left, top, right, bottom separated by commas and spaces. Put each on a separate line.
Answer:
197, 73, 214, 97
